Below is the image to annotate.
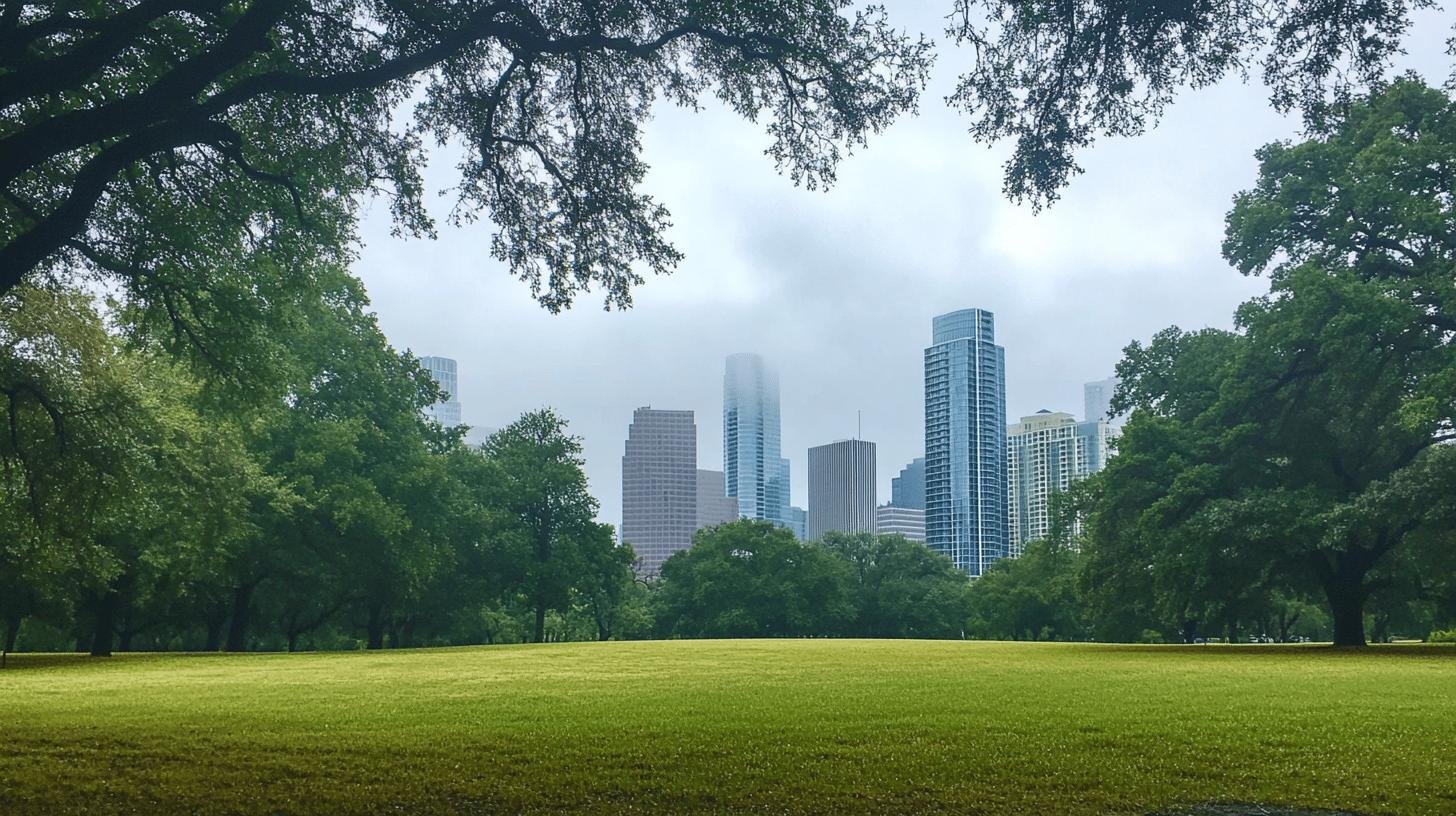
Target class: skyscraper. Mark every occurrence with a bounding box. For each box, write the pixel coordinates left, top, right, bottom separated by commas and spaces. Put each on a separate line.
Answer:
924, 308, 1008, 577
419, 355, 462, 428
1084, 376, 1119, 425
807, 439, 877, 540
695, 469, 739, 532
621, 408, 697, 576
891, 457, 926, 510
1006, 410, 1109, 555
723, 353, 790, 526
875, 504, 926, 542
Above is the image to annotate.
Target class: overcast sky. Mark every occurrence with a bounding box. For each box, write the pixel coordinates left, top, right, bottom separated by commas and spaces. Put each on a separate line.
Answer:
353, 6, 1453, 527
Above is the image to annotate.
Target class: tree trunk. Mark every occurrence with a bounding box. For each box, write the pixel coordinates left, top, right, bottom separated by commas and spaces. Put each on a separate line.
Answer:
203, 618, 224, 651
1323, 560, 1370, 648
3, 614, 20, 653
224, 582, 256, 652
366, 603, 386, 650
533, 604, 546, 644
287, 632, 299, 653
90, 592, 118, 657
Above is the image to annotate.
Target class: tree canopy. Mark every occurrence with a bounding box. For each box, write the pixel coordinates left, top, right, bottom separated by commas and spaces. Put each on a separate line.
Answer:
2, 0, 1446, 350
1084, 79, 1456, 647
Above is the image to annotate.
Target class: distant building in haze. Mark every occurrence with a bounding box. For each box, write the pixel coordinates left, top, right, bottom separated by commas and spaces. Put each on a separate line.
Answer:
621, 408, 698, 576
1006, 410, 1109, 555
891, 457, 926, 510
786, 505, 807, 541
807, 439, 877, 540
875, 505, 926, 542
1084, 376, 1119, 426
419, 356, 462, 428
723, 353, 791, 527
695, 469, 739, 532
924, 308, 1008, 577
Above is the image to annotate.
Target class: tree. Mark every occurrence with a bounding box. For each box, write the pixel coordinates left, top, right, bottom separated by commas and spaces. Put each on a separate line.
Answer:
6, 0, 1439, 334
574, 527, 639, 642
481, 409, 602, 643
655, 520, 855, 638
967, 537, 1086, 642
819, 531, 970, 639
0, 0, 932, 315
1101, 260, 1456, 647
946, 0, 1443, 205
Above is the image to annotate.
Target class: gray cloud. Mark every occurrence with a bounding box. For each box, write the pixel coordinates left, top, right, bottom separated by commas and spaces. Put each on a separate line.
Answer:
353, 5, 1452, 529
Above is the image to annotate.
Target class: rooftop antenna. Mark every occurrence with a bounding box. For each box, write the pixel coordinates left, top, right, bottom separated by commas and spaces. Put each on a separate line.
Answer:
857, 410, 862, 440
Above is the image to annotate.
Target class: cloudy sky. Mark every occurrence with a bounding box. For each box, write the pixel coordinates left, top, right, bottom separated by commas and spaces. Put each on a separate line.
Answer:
354, 6, 1453, 527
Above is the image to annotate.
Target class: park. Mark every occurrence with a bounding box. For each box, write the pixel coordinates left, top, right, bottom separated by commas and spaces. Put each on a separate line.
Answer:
3, 639, 1453, 815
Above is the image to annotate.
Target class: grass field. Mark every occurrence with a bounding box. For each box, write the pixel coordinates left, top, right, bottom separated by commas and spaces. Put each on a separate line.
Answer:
1, 640, 1453, 815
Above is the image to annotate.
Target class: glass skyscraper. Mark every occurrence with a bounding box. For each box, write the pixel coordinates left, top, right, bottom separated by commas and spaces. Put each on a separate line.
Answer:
890, 456, 926, 510
723, 353, 791, 527
419, 355, 462, 428
924, 309, 1008, 576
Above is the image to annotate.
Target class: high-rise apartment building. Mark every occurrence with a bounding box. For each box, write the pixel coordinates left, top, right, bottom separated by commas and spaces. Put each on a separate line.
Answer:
924, 308, 1008, 577
621, 408, 698, 576
875, 504, 926, 542
891, 457, 926, 510
695, 469, 739, 532
723, 353, 790, 526
1007, 410, 1109, 555
419, 356, 462, 428
807, 439, 877, 540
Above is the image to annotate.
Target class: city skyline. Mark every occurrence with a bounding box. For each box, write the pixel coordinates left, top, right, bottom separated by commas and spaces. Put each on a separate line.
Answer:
349, 5, 1449, 536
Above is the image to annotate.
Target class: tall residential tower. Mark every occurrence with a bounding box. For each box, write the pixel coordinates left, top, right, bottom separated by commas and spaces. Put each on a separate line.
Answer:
1006, 410, 1108, 555
923, 309, 1008, 576
419, 355, 462, 428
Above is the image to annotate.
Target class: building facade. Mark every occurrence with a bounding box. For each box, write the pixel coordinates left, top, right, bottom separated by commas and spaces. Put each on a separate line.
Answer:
924, 308, 1008, 576
419, 355, 462, 428
723, 353, 791, 527
891, 456, 926, 509
807, 439, 877, 540
695, 469, 740, 532
875, 504, 926, 542
786, 506, 807, 541
1006, 410, 1109, 555
621, 408, 698, 575
1084, 376, 1119, 425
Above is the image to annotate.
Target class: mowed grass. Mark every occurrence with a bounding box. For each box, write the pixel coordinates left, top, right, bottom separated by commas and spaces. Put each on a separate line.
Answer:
1, 641, 1453, 815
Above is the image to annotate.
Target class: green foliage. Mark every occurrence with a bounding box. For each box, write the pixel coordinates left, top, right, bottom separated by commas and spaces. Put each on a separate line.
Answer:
1429, 629, 1456, 643
946, 1, 1439, 205
820, 531, 971, 638
1085, 80, 1456, 647
656, 520, 856, 638
3, 642, 1455, 814
0, 1, 933, 319
967, 537, 1086, 641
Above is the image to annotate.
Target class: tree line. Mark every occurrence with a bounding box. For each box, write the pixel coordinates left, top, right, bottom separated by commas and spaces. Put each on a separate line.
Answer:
0, 270, 638, 655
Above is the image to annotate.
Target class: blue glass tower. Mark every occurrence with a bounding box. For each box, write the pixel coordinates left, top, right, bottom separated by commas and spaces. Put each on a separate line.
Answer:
924, 309, 1008, 576
723, 353, 791, 527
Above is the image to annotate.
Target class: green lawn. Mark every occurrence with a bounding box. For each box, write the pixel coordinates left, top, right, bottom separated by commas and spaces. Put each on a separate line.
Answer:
1, 640, 1452, 815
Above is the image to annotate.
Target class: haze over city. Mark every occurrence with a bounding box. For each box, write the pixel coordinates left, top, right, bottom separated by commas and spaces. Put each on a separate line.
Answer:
354, 6, 1452, 526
